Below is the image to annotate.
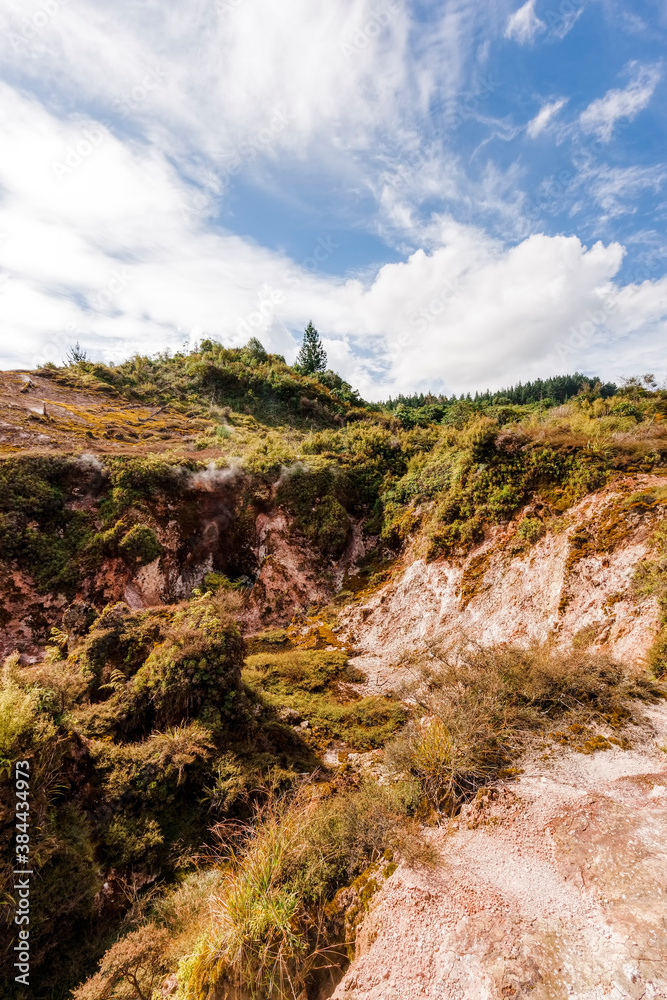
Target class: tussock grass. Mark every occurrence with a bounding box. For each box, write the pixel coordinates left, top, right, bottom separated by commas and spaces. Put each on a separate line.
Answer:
387, 642, 663, 814
178, 779, 419, 1000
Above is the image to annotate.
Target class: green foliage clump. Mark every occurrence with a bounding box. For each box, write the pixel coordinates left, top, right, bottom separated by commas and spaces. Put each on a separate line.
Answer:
134, 616, 243, 729
0, 655, 58, 769
102, 454, 186, 519
72, 596, 244, 736
0, 455, 94, 594
75, 602, 171, 695
118, 524, 163, 566
634, 525, 667, 678
203, 571, 243, 593
242, 336, 269, 363
516, 514, 546, 545
277, 467, 352, 558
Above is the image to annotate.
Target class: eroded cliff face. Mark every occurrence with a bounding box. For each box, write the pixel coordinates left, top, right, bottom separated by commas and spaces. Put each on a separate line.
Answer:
340, 475, 667, 668
0, 467, 369, 659
3, 472, 666, 670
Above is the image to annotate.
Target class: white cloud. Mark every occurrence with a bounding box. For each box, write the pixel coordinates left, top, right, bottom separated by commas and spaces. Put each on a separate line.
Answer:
526, 98, 568, 138
550, 4, 584, 40
586, 165, 667, 219
504, 0, 546, 45
0, 0, 491, 245
0, 0, 415, 170
579, 62, 662, 142
1, 87, 666, 401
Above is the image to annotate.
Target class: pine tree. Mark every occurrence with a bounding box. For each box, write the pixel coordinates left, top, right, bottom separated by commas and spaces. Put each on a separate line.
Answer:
294, 322, 327, 374
65, 341, 88, 365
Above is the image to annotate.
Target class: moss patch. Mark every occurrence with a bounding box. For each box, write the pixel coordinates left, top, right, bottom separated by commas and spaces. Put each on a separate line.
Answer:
243, 650, 404, 750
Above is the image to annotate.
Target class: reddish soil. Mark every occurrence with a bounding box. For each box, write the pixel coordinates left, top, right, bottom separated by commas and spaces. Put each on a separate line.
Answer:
333, 705, 667, 1000
0, 369, 208, 454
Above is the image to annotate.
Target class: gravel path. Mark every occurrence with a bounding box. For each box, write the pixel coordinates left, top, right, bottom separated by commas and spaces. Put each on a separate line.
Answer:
333, 705, 667, 1000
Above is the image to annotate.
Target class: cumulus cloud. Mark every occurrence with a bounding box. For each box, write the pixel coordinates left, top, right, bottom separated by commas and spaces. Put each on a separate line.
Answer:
526, 98, 568, 138
0, 2, 665, 399
579, 63, 662, 142
2, 81, 666, 401
504, 0, 545, 45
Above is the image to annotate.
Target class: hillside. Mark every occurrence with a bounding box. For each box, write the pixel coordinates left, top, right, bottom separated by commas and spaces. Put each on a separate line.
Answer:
1, 350, 667, 1000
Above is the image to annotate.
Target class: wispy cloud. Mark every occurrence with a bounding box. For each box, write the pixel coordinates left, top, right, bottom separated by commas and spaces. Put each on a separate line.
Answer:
0, 0, 665, 394
550, 3, 584, 40
504, 0, 546, 45
587, 164, 667, 219
579, 62, 662, 142
526, 97, 568, 138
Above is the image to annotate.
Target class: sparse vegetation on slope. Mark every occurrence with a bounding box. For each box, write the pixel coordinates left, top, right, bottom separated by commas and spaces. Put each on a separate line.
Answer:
388, 642, 663, 816
2, 351, 667, 999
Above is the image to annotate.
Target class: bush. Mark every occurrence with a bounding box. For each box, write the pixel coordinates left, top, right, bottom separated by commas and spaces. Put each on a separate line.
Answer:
118, 524, 163, 566
634, 526, 667, 678
75, 603, 171, 694
0, 456, 95, 594
314, 495, 351, 557
276, 467, 352, 558
72, 923, 171, 1000
0, 675, 39, 763
387, 642, 660, 814
203, 571, 243, 593
0, 653, 58, 765
516, 515, 546, 544
70, 596, 244, 736
134, 626, 243, 728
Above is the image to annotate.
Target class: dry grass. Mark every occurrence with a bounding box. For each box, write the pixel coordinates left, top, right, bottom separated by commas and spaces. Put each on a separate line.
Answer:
387, 641, 663, 814
176, 779, 424, 1000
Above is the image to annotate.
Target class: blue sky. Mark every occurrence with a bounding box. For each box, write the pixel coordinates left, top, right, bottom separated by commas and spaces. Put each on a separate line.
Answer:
0, 0, 665, 397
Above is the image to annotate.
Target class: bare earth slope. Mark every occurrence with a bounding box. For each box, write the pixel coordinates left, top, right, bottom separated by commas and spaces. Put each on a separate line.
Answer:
334, 705, 667, 1000
342, 476, 667, 668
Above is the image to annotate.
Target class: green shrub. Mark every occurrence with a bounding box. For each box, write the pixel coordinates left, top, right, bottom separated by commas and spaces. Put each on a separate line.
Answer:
76, 603, 171, 693
104, 815, 165, 868
134, 629, 242, 727
634, 526, 667, 678
0, 679, 38, 763
517, 515, 546, 544
276, 467, 352, 558
132, 597, 244, 728
314, 495, 351, 557
118, 524, 163, 566
0, 456, 95, 594
204, 571, 242, 593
